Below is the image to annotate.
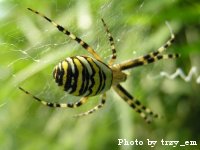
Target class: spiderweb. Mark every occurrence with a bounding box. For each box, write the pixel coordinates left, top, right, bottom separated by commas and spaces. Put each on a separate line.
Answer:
1, 1, 200, 149
159, 66, 200, 84
1, 0, 185, 125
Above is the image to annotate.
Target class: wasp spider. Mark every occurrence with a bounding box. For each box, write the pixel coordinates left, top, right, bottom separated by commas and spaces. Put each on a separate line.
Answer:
19, 8, 179, 123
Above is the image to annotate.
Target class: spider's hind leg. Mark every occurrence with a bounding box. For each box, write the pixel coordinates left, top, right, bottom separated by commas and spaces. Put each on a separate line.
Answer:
113, 84, 158, 123
27, 8, 102, 61
19, 86, 89, 108
74, 93, 106, 117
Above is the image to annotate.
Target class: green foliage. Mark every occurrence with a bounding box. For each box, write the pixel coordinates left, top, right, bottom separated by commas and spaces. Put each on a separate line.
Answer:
0, 0, 200, 150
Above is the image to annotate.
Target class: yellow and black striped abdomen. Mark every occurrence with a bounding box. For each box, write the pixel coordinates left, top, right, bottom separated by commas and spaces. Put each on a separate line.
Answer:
53, 56, 113, 96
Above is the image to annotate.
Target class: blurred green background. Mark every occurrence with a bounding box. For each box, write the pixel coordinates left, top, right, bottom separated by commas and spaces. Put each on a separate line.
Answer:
0, 0, 200, 150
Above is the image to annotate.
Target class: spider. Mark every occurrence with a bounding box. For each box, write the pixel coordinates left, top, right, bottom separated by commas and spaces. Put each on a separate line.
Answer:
19, 8, 179, 123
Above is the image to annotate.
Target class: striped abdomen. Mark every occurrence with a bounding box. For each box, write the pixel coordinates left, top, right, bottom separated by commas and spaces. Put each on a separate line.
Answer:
53, 56, 113, 96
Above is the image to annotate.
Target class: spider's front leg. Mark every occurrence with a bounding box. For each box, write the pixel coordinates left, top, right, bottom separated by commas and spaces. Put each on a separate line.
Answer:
117, 23, 180, 71
113, 84, 158, 123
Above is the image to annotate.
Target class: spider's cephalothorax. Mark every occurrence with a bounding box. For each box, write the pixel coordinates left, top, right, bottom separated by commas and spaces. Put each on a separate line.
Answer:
19, 8, 179, 123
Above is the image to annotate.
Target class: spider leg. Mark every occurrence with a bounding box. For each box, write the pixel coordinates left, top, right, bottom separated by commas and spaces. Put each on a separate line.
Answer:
119, 53, 180, 70
101, 18, 117, 66
27, 8, 102, 61
19, 86, 88, 108
146, 30, 175, 58
73, 93, 106, 117
117, 23, 179, 71
141, 22, 175, 59
113, 84, 158, 123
